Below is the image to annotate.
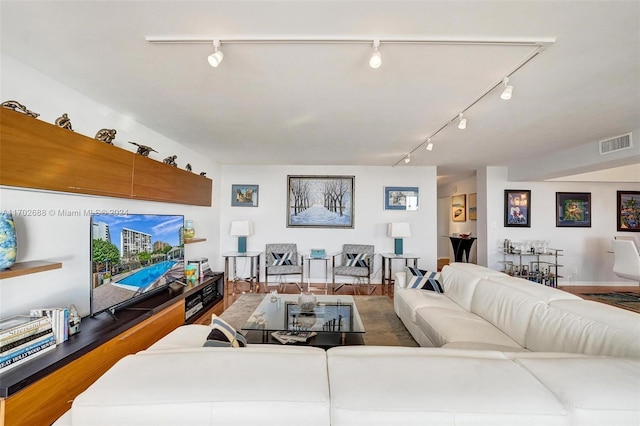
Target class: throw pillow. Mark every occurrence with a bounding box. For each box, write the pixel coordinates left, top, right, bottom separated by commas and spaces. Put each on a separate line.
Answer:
406, 267, 444, 293
203, 314, 247, 347
272, 252, 294, 266
346, 253, 368, 267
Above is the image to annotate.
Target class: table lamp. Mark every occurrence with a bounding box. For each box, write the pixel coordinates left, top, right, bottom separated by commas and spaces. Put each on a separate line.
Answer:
230, 220, 254, 254
388, 222, 411, 255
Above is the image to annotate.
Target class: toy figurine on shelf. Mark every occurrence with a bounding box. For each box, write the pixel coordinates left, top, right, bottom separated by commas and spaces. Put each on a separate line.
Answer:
55, 113, 73, 131
95, 128, 116, 144
129, 141, 157, 157
200, 172, 207, 176
1, 100, 39, 118
163, 155, 178, 167
185, 163, 192, 172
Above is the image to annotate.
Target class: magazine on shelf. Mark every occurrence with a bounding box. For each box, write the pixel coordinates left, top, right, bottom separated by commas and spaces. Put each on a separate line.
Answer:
271, 330, 317, 344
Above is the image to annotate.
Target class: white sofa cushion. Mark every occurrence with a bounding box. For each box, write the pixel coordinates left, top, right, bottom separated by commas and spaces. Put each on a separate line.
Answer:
146, 324, 212, 351
415, 307, 522, 349
516, 357, 640, 425
439, 265, 483, 310
69, 346, 330, 426
490, 275, 582, 303
470, 279, 541, 347
327, 346, 568, 426
526, 300, 640, 357
395, 287, 465, 324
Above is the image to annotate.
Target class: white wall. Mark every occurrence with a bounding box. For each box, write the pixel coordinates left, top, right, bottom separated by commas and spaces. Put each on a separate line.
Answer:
219, 165, 438, 283
0, 54, 220, 318
478, 166, 639, 285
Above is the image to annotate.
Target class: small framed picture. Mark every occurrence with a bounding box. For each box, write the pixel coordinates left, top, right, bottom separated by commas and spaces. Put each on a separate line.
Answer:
468, 193, 477, 220
617, 190, 640, 232
231, 184, 259, 207
452, 194, 466, 222
384, 186, 419, 211
504, 189, 531, 227
556, 192, 591, 227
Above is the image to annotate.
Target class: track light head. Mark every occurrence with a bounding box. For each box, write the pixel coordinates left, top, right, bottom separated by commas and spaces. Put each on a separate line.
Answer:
369, 40, 382, 69
426, 138, 433, 151
500, 77, 513, 100
208, 40, 224, 67
458, 113, 467, 130
404, 154, 411, 164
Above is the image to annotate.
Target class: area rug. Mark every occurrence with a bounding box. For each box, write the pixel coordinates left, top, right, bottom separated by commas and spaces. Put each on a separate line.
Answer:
580, 292, 640, 314
220, 294, 418, 347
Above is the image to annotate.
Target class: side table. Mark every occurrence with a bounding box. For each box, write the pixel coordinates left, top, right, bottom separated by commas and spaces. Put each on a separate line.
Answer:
222, 252, 261, 294
305, 255, 331, 294
380, 253, 420, 296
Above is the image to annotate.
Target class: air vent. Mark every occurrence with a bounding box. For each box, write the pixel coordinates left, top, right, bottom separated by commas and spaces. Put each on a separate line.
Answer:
599, 133, 632, 155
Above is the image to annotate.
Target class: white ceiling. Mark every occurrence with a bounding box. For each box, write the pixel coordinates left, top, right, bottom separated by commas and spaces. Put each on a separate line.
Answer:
1, 1, 638, 184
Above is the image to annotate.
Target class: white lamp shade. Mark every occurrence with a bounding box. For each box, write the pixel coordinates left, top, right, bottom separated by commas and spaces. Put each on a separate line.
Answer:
387, 222, 411, 238
230, 220, 254, 236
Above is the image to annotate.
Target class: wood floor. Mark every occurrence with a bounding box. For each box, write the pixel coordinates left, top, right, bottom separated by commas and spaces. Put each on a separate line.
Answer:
221, 281, 639, 313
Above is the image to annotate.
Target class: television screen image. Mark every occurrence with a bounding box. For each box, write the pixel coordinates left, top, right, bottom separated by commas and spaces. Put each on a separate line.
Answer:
90, 213, 185, 316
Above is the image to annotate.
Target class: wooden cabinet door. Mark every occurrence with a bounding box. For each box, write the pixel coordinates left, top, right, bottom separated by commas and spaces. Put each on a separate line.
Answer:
0, 109, 134, 197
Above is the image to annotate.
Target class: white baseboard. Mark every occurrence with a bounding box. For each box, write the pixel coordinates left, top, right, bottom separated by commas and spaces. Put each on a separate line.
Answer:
559, 280, 638, 287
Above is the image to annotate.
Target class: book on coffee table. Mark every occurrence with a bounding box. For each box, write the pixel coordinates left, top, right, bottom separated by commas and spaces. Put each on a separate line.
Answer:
271, 330, 317, 344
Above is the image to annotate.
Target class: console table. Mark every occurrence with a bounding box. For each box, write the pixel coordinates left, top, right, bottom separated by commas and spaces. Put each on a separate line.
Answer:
0, 273, 223, 426
380, 253, 420, 296
448, 236, 477, 263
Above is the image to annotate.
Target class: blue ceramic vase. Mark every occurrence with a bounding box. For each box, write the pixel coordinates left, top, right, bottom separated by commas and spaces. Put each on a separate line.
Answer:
0, 212, 17, 270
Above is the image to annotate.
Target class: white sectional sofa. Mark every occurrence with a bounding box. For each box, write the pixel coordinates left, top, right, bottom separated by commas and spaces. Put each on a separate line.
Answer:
394, 263, 640, 356
54, 263, 640, 426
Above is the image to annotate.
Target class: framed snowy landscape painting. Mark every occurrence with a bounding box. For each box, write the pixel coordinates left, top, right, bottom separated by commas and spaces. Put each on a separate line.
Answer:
287, 175, 354, 228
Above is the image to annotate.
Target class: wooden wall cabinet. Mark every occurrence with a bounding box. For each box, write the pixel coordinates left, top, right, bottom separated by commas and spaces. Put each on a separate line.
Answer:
0, 109, 212, 206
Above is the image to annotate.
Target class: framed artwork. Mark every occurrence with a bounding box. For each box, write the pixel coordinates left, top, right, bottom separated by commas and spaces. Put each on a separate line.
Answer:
504, 189, 531, 227
617, 190, 640, 232
287, 175, 354, 228
231, 184, 259, 207
556, 192, 591, 227
384, 186, 419, 211
468, 193, 477, 220
452, 194, 466, 222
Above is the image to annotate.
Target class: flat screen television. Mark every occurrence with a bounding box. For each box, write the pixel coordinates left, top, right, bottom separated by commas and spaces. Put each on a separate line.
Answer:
90, 213, 185, 317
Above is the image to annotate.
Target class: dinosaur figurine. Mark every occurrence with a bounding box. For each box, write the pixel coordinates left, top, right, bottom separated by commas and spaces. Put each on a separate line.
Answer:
55, 113, 73, 131
95, 128, 117, 144
1, 100, 39, 118
129, 141, 158, 157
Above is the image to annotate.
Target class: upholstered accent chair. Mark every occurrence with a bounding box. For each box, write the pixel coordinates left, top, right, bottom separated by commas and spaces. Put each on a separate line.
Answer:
265, 243, 304, 292
612, 239, 640, 292
332, 244, 375, 295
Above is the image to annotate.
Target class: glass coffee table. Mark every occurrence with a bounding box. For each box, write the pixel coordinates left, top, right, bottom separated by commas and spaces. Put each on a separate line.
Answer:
241, 294, 365, 348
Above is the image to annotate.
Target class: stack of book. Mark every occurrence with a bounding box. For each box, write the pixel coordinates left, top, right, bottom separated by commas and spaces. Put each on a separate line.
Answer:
0, 315, 56, 373
30, 308, 70, 344
271, 330, 317, 344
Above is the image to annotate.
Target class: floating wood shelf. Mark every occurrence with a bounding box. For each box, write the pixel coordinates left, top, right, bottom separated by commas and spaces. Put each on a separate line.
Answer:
184, 238, 206, 244
0, 261, 63, 280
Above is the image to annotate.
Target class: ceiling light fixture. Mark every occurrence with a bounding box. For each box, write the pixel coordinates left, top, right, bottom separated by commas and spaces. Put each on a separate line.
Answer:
500, 77, 513, 100
207, 40, 224, 67
369, 40, 382, 69
458, 113, 467, 130
404, 154, 411, 164
426, 138, 433, 151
